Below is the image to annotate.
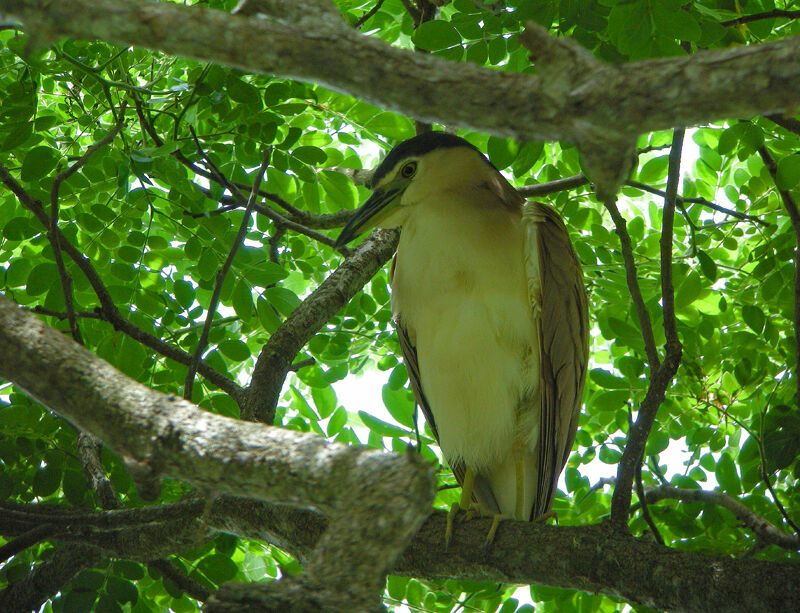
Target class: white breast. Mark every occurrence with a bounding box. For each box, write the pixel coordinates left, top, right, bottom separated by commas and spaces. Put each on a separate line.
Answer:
391, 187, 539, 473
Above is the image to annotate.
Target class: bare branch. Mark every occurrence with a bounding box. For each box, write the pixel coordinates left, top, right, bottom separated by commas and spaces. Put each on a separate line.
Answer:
625, 180, 769, 226
518, 174, 590, 197
244, 229, 399, 424
353, 0, 386, 29
758, 145, 800, 406
610, 129, 684, 529
184, 150, 272, 400
602, 197, 661, 371
644, 485, 800, 551
720, 9, 800, 27
148, 559, 212, 602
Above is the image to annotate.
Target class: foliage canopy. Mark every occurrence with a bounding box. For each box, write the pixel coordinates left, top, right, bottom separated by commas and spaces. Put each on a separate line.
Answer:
1, 1, 799, 612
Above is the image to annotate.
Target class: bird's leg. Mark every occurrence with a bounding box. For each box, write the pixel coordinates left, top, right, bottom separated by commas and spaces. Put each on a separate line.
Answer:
482, 446, 526, 549
514, 442, 526, 521
445, 467, 475, 548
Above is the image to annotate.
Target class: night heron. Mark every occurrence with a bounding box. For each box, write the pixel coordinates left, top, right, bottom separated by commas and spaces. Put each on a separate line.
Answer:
336, 132, 588, 543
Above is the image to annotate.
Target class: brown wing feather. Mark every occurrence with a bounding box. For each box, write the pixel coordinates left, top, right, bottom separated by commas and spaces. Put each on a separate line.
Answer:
525, 202, 589, 519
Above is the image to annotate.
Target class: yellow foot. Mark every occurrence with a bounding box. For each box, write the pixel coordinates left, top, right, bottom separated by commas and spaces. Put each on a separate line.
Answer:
481, 513, 504, 550
445, 502, 461, 549
534, 510, 557, 524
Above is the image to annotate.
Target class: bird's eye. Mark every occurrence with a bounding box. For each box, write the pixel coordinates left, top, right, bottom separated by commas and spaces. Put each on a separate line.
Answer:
400, 162, 417, 178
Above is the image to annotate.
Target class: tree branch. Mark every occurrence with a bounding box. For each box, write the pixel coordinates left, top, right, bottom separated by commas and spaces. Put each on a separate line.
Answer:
244, 228, 399, 424
610, 129, 684, 529
720, 9, 800, 27
0, 162, 245, 404
643, 485, 800, 551
0, 294, 434, 611
757, 145, 800, 406
602, 197, 661, 371
184, 150, 272, 400
7, 0, 800, 193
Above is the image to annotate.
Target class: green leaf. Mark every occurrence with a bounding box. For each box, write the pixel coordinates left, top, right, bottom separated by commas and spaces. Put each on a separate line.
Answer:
487, 136, 519, 170
327, 406, 347, 436
776, 153, 800, 190
22, 145, 60, 181
226, 76, 261, 105
106, 576, 138, 604
590, 369, 628, 389
741, 304, 765, 334
715, 453, 741, 495
697, 250, 717, 282
264, 287, 301, 317
218, 340, 251, 362
674, 270, 702, 309
33, 463, 62, 497
413, 20, 462, 52
319, 170, 358, 209
25, 262, 59, 296
358, 410, 409, 438
638, 155, 669, 183
232, 280, 254, 321
381, 384, 414, 428
174, 280, 195, 309
598, 446, 622, 464
197, 553, 239, 585
311, 385, 337, 419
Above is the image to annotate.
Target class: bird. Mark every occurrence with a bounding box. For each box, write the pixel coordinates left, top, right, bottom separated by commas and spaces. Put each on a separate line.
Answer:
335, 132, 588, 544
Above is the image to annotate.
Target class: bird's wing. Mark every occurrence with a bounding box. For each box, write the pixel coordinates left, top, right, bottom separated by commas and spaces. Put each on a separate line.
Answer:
522, 202, 589, 519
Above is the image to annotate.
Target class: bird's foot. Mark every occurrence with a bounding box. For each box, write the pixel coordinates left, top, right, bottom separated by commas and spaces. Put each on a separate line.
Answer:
445, 502, 484, 549
481, 513, 505, 550
445, 502, 462, 550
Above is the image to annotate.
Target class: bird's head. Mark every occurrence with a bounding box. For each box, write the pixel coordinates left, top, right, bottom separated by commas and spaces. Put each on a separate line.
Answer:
335, 132, 512, 247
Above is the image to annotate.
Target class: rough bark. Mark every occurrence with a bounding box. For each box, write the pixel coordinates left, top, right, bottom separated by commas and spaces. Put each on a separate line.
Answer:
0, 295, 434, 611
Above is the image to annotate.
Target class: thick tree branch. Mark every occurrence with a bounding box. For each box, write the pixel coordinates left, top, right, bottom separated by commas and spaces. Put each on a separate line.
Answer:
6, 0, 800, 193
0, 294, 434, 611
244, 228, 399, 423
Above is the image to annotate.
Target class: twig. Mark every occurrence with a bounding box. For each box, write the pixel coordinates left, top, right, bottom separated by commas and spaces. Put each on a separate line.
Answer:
758, 145, 800, 407
149, 559, 212, 601
762, 471, 800, 537
635, 462, 664, 545
48, 104, 127, 344
354, 0, 386, 28
644, 485, 800, 551
625, 180, 768, 226
720, 9, 800, 27
518, 174, 590, 197
184, 149, 272, 399
601, 197, 661, 371
134, 99, 346, 228
764, 113, 800, 137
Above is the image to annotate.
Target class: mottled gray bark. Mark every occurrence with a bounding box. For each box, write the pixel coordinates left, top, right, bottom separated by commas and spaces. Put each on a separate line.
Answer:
0, 296, 435, 611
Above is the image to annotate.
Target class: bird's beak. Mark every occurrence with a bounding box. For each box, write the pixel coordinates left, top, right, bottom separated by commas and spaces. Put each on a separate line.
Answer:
335, 177, 408, 247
